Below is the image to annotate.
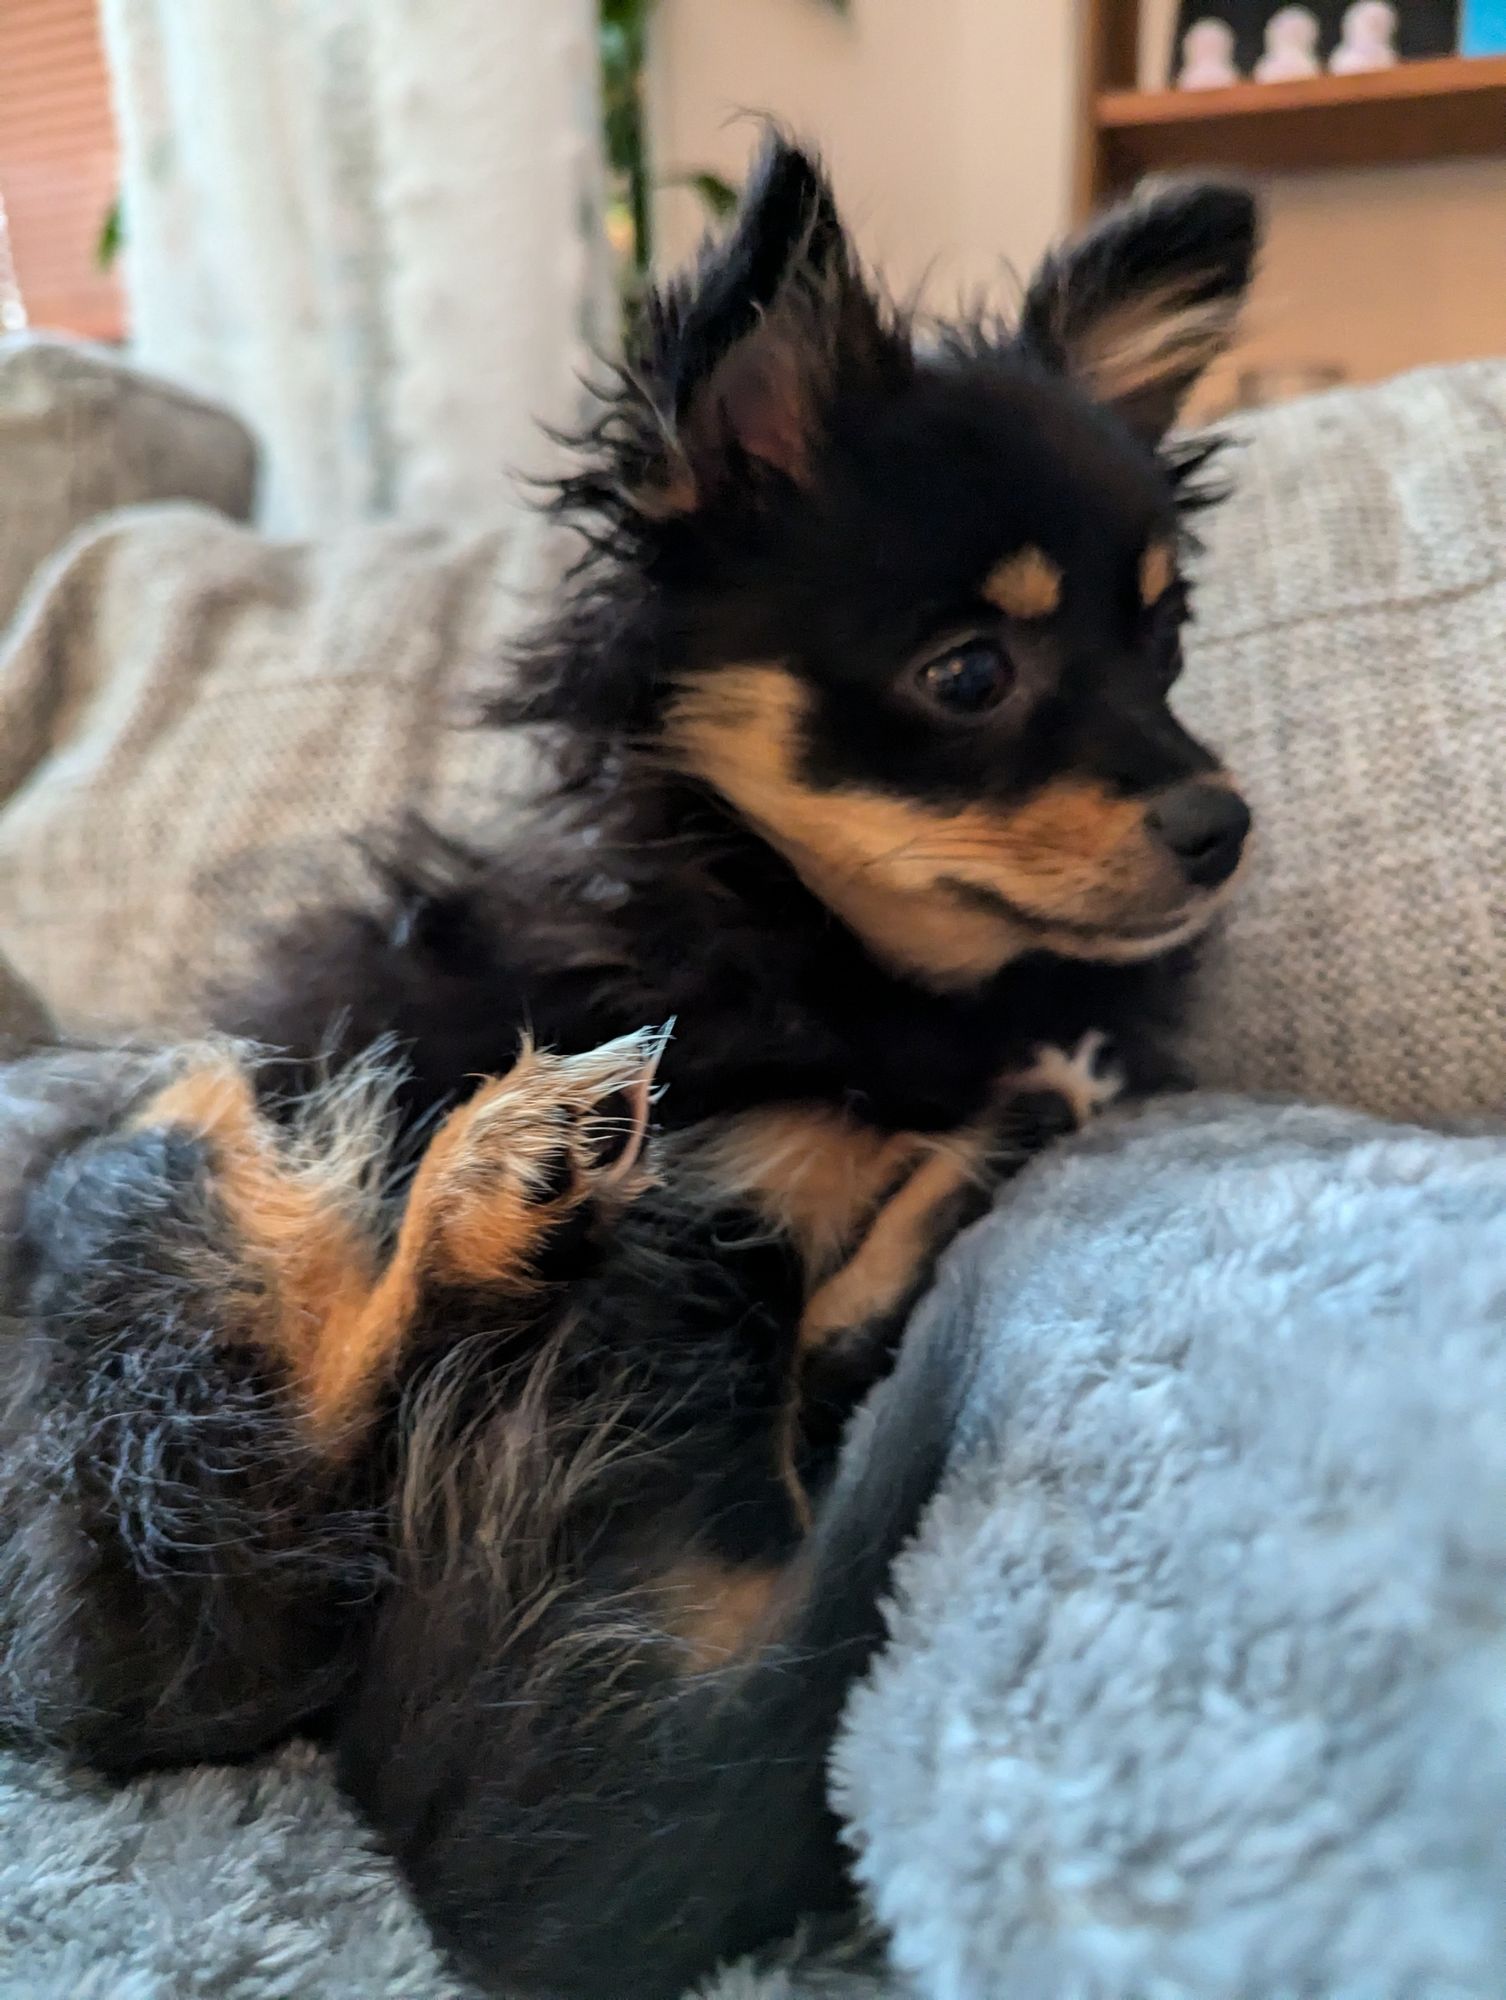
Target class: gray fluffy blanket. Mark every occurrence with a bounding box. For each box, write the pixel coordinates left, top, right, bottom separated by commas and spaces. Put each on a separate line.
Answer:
5, 1095, 1506, 1998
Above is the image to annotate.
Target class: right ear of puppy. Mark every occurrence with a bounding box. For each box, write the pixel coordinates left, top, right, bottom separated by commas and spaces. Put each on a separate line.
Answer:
1018, 176, 1259, 446
620, 133, 912, 519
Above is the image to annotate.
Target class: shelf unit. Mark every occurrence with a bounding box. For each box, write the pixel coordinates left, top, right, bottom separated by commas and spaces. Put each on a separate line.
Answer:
1079, 1, 1506, 211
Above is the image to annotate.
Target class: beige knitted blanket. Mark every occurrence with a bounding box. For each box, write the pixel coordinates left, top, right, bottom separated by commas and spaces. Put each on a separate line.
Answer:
0, 503, 560, 1030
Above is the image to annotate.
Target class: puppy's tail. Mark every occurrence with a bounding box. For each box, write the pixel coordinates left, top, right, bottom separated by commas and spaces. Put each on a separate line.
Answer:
633, 1317, 967, 1991
346, 1306, 968, 2000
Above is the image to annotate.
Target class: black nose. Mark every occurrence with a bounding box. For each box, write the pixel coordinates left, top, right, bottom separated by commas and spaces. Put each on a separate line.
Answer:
1148, 782, 1251, 890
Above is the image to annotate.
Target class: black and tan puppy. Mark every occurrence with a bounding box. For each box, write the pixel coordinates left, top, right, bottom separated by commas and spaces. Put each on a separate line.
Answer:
0, 142, 1258, 1998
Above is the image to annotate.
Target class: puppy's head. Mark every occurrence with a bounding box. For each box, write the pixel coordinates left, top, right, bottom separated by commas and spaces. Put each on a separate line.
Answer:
529, 138, 1259, 990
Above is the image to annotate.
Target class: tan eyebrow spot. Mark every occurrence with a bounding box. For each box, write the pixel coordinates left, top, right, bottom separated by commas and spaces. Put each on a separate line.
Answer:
982, 546, 1062, 620
1139, 539, 1176, 607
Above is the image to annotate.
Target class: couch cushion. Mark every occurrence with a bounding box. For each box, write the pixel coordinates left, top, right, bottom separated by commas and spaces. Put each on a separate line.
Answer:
0, 504, 559, 1032
0, 335, 257, 638
1176, 360, 1506, 1121
0, 950, 53, 1053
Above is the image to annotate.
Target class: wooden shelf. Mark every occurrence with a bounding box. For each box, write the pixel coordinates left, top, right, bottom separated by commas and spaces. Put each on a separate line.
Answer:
1093, 55, 1506, 191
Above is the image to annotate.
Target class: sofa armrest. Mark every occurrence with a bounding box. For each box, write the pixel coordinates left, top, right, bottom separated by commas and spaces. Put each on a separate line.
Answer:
0, 334, 257, 636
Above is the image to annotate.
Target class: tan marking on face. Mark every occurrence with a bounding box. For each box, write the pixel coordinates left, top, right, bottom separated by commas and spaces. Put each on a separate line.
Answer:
983, 545, 1062, 619
1140, 539, 1176, 607
663, 665, 1231, 988
661, 1558, 786, 1672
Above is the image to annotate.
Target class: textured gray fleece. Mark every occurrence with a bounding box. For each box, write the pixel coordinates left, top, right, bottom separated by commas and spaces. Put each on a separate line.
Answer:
836, 1095, 1506, 2000
5, 1094, 1506, 1998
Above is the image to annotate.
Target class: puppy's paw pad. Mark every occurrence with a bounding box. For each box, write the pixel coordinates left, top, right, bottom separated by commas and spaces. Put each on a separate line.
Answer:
1013, 1031, 1125, 1129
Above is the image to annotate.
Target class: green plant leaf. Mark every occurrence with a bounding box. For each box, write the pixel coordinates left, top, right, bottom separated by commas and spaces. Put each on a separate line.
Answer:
97, 197, 123, 269
660, 170, 740, 220
598, 0, 848, 295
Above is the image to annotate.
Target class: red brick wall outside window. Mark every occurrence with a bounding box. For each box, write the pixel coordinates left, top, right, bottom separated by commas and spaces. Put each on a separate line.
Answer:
0, 0, 124, 340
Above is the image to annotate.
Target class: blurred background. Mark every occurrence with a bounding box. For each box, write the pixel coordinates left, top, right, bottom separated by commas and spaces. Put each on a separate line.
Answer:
3, 0, 1504, 530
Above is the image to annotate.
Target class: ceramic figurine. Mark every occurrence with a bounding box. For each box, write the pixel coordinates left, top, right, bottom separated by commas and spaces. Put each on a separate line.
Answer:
1177, 17, 1241, 88
1330, 1, 1400, 71
1254, 5, 1323, 80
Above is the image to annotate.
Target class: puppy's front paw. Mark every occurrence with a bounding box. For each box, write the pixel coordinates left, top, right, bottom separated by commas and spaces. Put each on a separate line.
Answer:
404, 1024, 672, 1293
998, 1029, 1125, 1147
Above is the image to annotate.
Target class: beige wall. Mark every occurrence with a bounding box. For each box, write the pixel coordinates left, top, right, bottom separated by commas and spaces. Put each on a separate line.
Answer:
651, 0, 1506, 413
647, 0, 1078, 310
1195, 160, 1506, 416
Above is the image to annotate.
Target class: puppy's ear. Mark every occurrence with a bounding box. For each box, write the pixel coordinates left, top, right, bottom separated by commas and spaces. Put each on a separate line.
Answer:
1019, 178, 1258, 444
627, 135, 910, 516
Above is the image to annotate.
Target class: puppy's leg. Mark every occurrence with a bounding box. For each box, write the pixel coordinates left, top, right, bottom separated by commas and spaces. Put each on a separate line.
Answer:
337, 1140, 963, 2000
798, 1032, 1125, 1353
123, 1050, 395, 1447
677, 1105, 988, 1514
382, 1028, 663, 1298
689, 1032, 1123, 1389
795, 1132, 990, 1357
0, 1044, 395, 1769
792, 1035, 1125, 1474
131, 1027, 665, 1444
0, 1030, 664, 1772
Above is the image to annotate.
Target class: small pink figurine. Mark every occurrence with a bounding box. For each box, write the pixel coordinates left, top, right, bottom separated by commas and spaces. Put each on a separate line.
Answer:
1254, 5, 1323, 81
1329, 1, 1399, 73
1177, 17, 1241, 89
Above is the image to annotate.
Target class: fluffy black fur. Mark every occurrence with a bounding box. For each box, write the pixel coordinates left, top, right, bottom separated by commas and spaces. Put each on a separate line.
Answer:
0, 140, 1260, 1998
0, 1043, 957, 1998
229, 150, 1257, 1141
341, 1194, 963, 2000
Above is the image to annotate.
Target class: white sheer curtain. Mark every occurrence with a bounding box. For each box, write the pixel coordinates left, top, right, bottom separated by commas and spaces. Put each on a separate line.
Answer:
99, 0, 614, 533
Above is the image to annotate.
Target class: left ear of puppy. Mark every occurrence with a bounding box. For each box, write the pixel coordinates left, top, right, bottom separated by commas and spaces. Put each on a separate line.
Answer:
625, 134, 912, 518
1019, 177, 1259, 444
503, 138, 911, 739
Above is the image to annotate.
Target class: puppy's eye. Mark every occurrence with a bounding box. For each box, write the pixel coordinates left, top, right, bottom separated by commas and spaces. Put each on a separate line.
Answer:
916, 641, 1013, 716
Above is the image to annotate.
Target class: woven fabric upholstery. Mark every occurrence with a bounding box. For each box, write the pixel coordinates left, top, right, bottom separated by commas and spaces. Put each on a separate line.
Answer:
1176, 360, 1506, 1120
0, 952, 52, 1052
0, 503, 560, 1032
0, 335, 256, 637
